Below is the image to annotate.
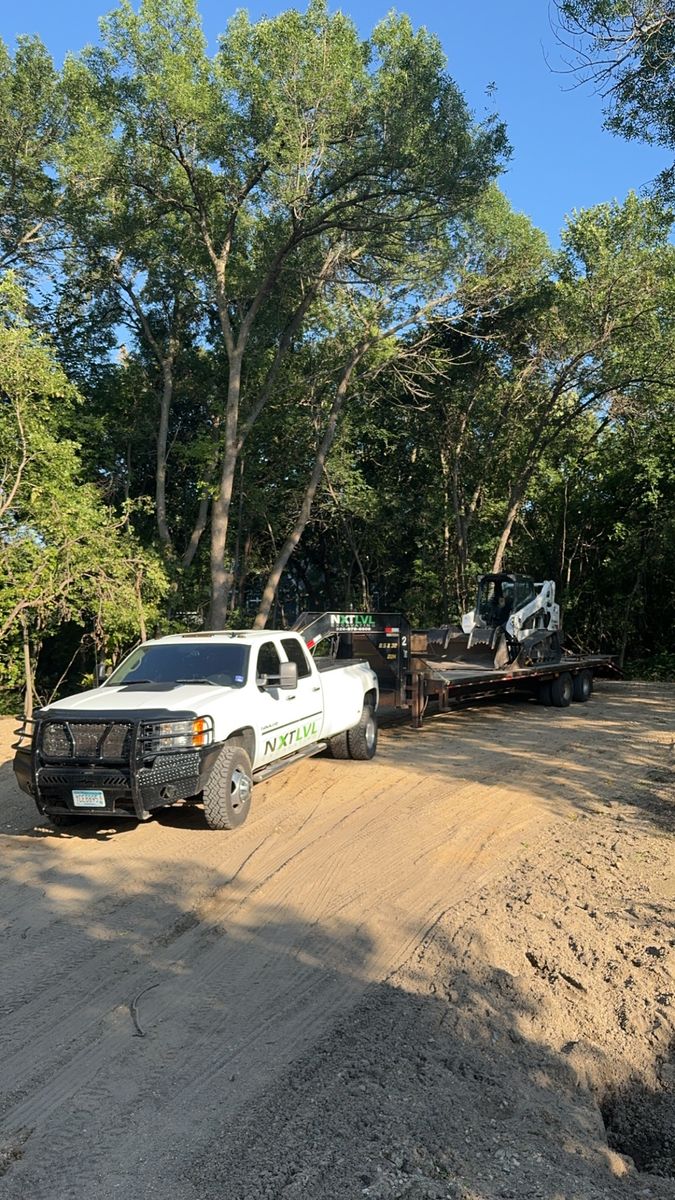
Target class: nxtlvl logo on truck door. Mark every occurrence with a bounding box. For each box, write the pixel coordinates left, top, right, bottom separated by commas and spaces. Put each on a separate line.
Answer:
264, 719, 319, 756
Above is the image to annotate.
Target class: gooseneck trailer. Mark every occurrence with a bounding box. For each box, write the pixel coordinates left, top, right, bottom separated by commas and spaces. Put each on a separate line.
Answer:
293, 611, 617, 728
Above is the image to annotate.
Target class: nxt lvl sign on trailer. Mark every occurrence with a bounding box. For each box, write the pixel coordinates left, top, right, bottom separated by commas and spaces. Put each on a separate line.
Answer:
326, 613, 402, 633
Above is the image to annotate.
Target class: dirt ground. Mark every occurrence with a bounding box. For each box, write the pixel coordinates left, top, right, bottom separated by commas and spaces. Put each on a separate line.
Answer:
0, 681, 673, 1200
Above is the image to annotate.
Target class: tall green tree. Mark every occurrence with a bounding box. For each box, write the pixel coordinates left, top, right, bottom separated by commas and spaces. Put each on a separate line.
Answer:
0, 273, 167, 712
0, 36, 63, 273
557, 2, 675, 195
61, 0, 507, 626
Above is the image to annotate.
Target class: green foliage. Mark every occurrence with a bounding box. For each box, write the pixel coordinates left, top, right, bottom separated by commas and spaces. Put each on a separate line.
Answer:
557, 3, 675, 198
0, 35, 63, 272
624, 652, 675, 681
0, 273, 168, 707
0, 4, 673, 695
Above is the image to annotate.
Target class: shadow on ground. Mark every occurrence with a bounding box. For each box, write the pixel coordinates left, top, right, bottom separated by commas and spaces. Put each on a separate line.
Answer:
1, 790, 674, 1200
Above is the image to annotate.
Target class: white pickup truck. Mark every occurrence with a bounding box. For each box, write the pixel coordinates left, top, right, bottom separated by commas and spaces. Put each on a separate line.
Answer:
13, 630, 379, 830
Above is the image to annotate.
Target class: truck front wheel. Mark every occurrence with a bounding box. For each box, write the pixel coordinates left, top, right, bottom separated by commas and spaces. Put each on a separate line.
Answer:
203, 743, 253, 830
347, 704, 378, 761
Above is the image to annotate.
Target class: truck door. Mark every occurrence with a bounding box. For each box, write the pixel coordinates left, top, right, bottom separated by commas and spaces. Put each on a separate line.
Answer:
255, 640, 320, 765
281, 637, 323, 741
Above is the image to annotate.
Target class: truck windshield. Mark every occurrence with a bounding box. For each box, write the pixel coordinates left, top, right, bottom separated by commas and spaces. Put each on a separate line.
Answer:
106, 643, 250, 688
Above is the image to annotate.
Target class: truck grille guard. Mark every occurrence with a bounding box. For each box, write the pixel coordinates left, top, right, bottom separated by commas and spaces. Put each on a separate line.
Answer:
13, 713, 215, 819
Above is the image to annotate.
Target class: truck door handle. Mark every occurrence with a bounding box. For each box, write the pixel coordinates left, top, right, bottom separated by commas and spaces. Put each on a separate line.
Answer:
312, 686, 321, 692
286, 695, 297, 701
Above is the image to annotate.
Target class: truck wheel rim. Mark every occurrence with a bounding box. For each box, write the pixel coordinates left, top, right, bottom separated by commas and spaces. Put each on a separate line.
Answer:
230, 768, 251, 810
365, 718, 376, 750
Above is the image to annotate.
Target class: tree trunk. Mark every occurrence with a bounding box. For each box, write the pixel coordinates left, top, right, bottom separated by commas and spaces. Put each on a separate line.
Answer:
182, 494, 210, 570
253, 354, 362, 629
491, 484, 525, 574
156, 357, 174, 548
21, 617, 33, 719
209, 355, 243, 628
135, 571, 147, 642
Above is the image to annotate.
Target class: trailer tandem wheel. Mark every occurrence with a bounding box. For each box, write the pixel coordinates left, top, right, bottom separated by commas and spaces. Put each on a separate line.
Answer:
572, 669, 593, 702
550, 672, 574, 708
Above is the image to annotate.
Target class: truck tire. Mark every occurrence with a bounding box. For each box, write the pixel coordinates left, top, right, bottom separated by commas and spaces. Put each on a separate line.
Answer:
203, 743, 253, 830
347, 704, 378, 760
572, 669, 593, 702
550, 672, 573, 708
537, 681, 552, 706
327, 731, 351, 759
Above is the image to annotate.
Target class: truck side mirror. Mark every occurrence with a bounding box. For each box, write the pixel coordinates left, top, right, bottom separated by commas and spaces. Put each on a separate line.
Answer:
278, 662, 298, 690
96, 662, 111, 685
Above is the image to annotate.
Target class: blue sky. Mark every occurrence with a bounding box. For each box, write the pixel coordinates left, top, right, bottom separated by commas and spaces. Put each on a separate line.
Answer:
2, 0, 670, 244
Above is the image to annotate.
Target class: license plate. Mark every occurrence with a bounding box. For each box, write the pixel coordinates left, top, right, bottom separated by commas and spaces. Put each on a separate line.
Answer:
72, 789, 107, 808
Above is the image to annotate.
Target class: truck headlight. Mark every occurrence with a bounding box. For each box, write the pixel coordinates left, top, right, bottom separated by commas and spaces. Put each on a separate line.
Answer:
143, 717, 214, 751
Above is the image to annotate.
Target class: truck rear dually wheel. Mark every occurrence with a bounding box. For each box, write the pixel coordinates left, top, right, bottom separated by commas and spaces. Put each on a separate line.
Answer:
347, 704, 378, 761
203, 743, 253, 830
327, 730, 351, 759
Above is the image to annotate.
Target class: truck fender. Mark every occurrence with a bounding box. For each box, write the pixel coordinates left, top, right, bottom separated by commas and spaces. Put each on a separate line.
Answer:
223, 727, 256, 764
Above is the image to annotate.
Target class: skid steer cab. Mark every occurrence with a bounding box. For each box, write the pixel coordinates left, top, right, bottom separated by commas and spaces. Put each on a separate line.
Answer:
460, 573, 562, 670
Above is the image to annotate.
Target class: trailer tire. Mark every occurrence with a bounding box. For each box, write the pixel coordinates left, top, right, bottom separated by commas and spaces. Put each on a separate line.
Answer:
572, 669, 593, 702
550, 672, 573, 708
328, 731, 351, 759
347, 704, 378, 761
203, 743, 253, 830
537, 682, 553, 706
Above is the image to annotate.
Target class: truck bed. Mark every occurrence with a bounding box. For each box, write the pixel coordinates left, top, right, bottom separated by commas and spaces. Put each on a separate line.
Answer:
314, 657, 368, 673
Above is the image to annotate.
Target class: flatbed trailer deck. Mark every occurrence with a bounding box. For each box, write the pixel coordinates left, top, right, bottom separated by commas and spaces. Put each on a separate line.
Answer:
294, 612, 617, 728
406, 653, 616, 727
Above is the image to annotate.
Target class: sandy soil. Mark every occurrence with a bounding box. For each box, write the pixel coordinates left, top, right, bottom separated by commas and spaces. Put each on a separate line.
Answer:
0, 682, 673, 1199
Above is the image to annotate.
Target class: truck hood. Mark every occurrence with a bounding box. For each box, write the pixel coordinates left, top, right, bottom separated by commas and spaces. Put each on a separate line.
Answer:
39, 682, 230, 717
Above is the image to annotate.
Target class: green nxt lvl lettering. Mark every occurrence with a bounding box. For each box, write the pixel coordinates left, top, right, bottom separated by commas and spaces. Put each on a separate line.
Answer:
265, 720, 319, 756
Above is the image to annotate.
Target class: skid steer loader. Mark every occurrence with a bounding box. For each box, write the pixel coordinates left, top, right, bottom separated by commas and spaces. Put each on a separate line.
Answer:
428, 573, 562, 670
